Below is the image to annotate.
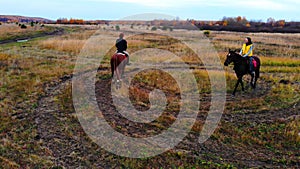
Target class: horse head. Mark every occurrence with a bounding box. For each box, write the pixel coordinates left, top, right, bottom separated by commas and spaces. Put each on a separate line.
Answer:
224, 49, 240, 66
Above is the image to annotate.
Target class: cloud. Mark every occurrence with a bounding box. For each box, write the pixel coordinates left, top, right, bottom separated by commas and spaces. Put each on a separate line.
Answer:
87, 0, 235, 8
87, 0, 295, 11
236, 0, 292, 10
121, 13, 176, 20
87, 0, 169, 7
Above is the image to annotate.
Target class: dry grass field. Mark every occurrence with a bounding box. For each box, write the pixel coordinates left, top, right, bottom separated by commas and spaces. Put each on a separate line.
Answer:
0, 23, 65, 43
0, 24, 299, 168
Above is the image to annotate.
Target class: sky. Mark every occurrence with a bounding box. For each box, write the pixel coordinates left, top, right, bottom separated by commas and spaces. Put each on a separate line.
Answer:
0, 0, 299, 21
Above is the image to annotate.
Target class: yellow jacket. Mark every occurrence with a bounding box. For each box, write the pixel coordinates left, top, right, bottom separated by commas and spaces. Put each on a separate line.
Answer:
240, 44, 253, 57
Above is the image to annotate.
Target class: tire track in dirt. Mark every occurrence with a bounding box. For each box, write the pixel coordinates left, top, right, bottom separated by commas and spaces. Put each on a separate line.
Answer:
34, 75, 80, 167
34, 73, 128, 168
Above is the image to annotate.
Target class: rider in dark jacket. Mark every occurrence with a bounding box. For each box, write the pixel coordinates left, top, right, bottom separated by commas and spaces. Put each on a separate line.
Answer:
116, 33, 130, 64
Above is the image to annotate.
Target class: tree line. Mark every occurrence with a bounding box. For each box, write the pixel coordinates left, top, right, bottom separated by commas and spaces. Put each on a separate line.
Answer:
190, 16, 300, 33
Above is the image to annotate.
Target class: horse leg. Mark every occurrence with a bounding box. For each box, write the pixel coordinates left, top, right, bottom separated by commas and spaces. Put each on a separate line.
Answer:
115, 66, 121, 82
232, 78, 241, 96
253, 69, 259, 89
253, 76, 258, 89
120, 65, 124, 79
119, 62, 124, 79
110, 60, 114, 78
240, 78, 245, 91
250, 74, 255, 89
121, 58, 128, 78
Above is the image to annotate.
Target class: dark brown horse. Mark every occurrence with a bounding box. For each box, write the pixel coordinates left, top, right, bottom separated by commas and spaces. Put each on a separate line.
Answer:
111, 53, 128, 82
224, 49, 261, 96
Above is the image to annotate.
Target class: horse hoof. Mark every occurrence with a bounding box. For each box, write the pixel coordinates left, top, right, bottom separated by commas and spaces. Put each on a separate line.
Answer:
115, 80, 122, 89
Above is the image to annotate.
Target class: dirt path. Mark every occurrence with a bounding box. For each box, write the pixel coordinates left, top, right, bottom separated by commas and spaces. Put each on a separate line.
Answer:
33, 66, 299, 168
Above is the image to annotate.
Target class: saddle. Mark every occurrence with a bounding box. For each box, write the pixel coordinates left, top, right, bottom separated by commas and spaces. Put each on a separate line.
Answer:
247, 57, 258, 69
252, 59, 257, 68
116, 52, 126, 56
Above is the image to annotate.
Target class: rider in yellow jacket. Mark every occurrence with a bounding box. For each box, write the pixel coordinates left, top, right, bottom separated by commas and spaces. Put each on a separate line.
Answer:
240, 37, 255, 75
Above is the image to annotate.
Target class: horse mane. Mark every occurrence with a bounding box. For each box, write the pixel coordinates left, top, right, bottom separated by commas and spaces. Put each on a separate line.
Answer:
229, 49, 241, 56
229, 50, 246, 60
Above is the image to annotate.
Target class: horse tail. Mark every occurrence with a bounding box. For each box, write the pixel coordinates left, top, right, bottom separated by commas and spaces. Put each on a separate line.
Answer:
254, 56, 261, 78
110, 57, 113, 77
111, 54, 118, 77
256, 69, 260, 78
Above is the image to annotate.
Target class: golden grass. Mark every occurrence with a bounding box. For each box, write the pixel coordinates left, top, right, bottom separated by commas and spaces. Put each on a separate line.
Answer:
211, 31, 300, 58
0, 53, 11, 60
129, 48, 186, 64
128, 39, 151, 49
193, 69, 240, 93
286, 117, 300, 142
39, 38, 86, 54
38, 30, 96, 54
0, 23, 55, 42
0, 46, 75, 167
131, 69, 180, 93
0, 156, 20, 169
0, 24, 40, 36
261, 66, 300, 73
261, 56, 300, 66
212, 31, 300, 46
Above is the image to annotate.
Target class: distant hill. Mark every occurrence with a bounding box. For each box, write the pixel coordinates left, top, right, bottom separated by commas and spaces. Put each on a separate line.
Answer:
0, 15, 54, 23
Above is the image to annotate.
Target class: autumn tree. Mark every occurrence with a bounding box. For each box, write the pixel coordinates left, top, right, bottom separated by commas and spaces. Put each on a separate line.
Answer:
277, 20, 285, 27
222, 16, 248, 26
267, 17, 275, 26
56, 18, 68, 24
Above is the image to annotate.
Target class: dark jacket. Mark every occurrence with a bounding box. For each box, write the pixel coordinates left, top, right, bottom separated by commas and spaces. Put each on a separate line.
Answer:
116, 38, 127, 53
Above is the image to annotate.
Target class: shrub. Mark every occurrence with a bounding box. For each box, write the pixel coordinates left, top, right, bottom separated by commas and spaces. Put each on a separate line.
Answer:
151, 27, 157, 31
162, 26, 168, 31
20, 24, 27, 29
115, 25, 120, 31
203, 30, 210, 37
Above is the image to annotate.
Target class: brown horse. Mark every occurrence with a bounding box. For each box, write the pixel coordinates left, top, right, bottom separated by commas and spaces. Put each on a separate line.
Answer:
111, 53, 128, 82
